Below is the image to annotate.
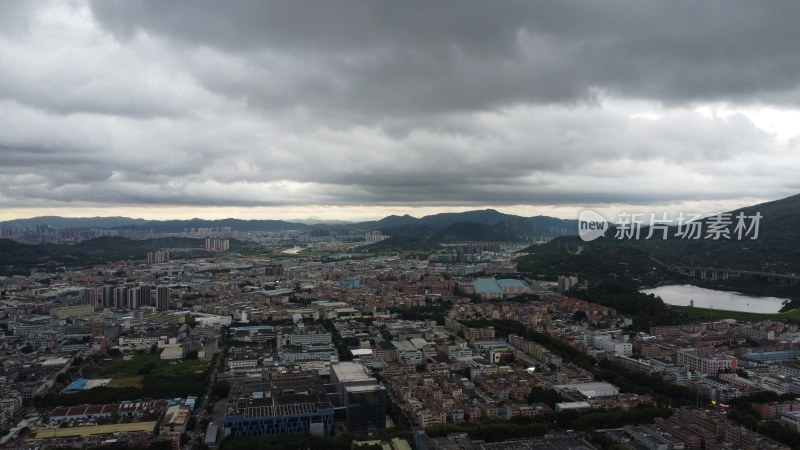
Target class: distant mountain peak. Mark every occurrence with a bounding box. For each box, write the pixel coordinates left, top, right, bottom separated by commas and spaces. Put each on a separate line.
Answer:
0, 208, 580, 237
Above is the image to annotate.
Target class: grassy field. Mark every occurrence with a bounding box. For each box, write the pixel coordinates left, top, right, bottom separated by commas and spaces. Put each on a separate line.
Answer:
39, 351, 214, 406
34, 422, 157, 439
107, 376, 143, 388
93, 353, 208, 379
672, 305, 800, 322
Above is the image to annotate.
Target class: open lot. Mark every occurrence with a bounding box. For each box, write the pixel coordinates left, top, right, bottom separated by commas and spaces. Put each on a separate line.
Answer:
93, 353, 208, 379
107, 377, 143, 388
42, 352, 215, 405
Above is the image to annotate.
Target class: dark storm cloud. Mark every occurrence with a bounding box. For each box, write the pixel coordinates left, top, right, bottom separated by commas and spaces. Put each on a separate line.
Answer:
88, 0, 800, 116
0, 0, 799, 213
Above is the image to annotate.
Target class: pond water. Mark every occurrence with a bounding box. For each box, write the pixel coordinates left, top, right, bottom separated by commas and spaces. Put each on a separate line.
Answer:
640, 284, 787, 313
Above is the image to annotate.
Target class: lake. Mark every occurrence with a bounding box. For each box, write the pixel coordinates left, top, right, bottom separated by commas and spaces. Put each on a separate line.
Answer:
640, 284, 788, 314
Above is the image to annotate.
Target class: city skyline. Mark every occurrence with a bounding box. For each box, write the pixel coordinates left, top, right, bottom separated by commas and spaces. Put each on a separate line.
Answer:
2, 1, 800, 221
5, 3, 800, 447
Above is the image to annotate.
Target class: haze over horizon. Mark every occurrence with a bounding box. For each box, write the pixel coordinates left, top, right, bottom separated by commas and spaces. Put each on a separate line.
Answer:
0, 197, 789, 224
2, 1, 800, 222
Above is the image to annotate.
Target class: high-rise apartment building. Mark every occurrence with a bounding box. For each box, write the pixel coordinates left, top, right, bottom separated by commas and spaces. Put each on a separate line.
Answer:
157, 286, 171, 311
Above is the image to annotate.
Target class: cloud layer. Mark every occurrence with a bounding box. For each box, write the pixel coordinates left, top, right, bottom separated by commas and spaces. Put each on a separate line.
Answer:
1, 1, 799, 218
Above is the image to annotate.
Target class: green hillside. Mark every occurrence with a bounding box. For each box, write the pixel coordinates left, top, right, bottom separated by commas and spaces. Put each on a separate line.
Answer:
516, 193, 800, 309
432, 222, 516, 243
0, 236, 238, 275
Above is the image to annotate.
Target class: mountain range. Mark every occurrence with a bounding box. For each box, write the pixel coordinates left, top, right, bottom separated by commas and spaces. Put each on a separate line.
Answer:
516, 192, 800, 304
0, 209, 578, 238
632, 192, 800, 273
4, 194, 800, 288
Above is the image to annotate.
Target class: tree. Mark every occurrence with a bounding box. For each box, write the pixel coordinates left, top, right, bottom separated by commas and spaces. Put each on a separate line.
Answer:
212, 380, 231, 398
56, 373, 70, 384
526, 387, 565, 407
138, 362, 157, 375
498, 353, 516, 365
572, 310, 588, 322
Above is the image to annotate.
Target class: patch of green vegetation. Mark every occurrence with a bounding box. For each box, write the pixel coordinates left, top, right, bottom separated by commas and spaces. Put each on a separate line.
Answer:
588, 431, 634, 450
94, 353, 208, 378
567, 281, 689, 331
0, 236, 248, 275
362, 235, 440, 255
515, 237, 665, 285
320, 319, 353, 362
729, 391, 800, 449
390, 302, 452, 325
426, 408, 672, 442
526, 387, 565, 408
457, 317, 597, 369
514, 191, 800, 308
594, 360, 698, 407
36, 353, 215, 407
432, 221, 516, 242
672, 305, 800, 322
386, 394, 411, 430
107, 376, 143, 388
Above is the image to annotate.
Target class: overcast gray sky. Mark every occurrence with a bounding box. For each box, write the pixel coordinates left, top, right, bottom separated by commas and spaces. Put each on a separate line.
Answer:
1, 0, 799, 221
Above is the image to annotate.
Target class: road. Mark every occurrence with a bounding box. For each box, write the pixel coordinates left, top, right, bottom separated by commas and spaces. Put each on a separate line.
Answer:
515, 351, 540, 368
190, 338, 224, 447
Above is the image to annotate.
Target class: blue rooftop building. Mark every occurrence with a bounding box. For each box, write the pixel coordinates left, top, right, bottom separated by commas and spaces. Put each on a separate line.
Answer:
339, 278, 362, 289
473, 278, 530, 299
473, 278, 503, 299
63, 378, 86, 392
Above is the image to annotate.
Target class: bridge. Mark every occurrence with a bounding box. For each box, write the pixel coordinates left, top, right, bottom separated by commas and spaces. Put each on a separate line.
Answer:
516, 236, 556, 244
668, 265, 800, 285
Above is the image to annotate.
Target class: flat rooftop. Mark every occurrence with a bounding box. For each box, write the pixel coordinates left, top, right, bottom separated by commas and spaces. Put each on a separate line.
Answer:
226, 375, 334, 419
331, 362, 373, 383
498, 279, 526, 288
474, 279, 502, 294
345, 384, 385, 393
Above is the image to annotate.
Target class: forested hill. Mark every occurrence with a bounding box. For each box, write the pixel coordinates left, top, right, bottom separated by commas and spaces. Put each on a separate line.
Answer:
0, 236, 222, 276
